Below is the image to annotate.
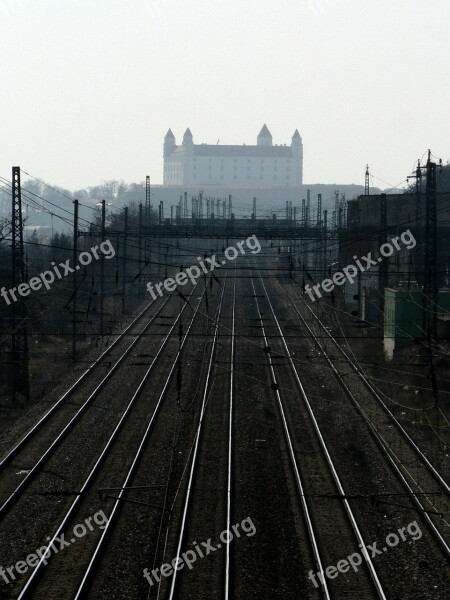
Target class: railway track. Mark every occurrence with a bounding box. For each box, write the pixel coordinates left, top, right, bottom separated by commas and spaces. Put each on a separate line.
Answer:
262, 265, 449, 597
165, 274, 229, 599
0, 293, 167, 472
13, 279, 211, 598
290, 287, 450, 554
0, 291, 186, 521
1, 248, 448, 598
250, 269, 386, 599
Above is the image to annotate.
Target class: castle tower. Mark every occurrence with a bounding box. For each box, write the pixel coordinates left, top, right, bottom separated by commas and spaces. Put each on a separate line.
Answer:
163, 129, 175, 158
257, 124, 273, 147
291, 129, 303, 185
182, 127, 194, 153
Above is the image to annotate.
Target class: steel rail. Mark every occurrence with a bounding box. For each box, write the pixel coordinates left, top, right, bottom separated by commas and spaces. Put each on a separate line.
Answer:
255, 269, 387, 599
297, 289, 450, 495
225, 269, 236, 600
0, 290, 185, 520
18, 280, 207, 599
288, 292, 450, 559
168, 276, 227, 599
0, 294, 165, 471
249, 275, 332, 600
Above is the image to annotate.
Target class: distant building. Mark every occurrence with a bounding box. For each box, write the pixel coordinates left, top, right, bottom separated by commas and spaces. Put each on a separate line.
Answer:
163, 125, 303, 187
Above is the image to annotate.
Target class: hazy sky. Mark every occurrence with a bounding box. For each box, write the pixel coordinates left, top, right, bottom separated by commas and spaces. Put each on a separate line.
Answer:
1, 0, 449, 191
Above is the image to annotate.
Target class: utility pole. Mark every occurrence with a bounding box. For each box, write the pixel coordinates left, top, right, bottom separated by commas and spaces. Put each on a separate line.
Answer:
407, 159, 424, 229
252, 197, 256, 220
138, 203, 143, 298
100, 199, 106, 336
10, 166, 29, 402
72, 199, 79, 361
424, 152, 437, 339
306, 189, 311, 226
145, 176, 151, 223
416, 159, 422, 226
365, 164, 370, 195
379, 193, 388, 310
423, 151, 440, 405
122, 207, 128, 314
301, 198, 305, 226
317, 194, 322, 226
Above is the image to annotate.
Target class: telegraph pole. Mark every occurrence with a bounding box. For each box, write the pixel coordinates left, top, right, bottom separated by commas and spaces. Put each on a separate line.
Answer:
424, 153, 437, 339
138, 203, 143, 298
72, 199, 79, 360
10, 166, 29, 402
423, 151, 440, 404
100, 199, 106, 336
122, 207, 128, 314
379, 193, 388, 311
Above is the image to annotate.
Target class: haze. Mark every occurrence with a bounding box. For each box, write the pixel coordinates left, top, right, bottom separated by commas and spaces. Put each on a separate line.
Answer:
1, 0, 449, 190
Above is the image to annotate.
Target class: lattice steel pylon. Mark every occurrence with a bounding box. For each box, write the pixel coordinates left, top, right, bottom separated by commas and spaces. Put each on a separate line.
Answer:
424, 156, 437, 339
145, 175, 151, 224
10, 167, 29, 402
365, 164, 370, 195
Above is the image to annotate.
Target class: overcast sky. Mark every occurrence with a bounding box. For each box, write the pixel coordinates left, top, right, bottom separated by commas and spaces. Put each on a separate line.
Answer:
1, 0, 449, 191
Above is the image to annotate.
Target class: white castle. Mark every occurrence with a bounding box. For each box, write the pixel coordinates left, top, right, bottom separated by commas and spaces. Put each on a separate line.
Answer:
163, 125, 303, 187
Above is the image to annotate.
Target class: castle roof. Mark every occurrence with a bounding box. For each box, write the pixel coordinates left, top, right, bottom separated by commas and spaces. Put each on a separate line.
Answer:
165, 128, 175, 139
183, 128, 193, 138
292, 129, 301, 139
258, 124, 272, 138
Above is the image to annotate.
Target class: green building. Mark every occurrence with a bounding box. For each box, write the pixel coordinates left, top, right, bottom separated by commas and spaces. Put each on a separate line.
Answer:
384, 288, 450, 341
